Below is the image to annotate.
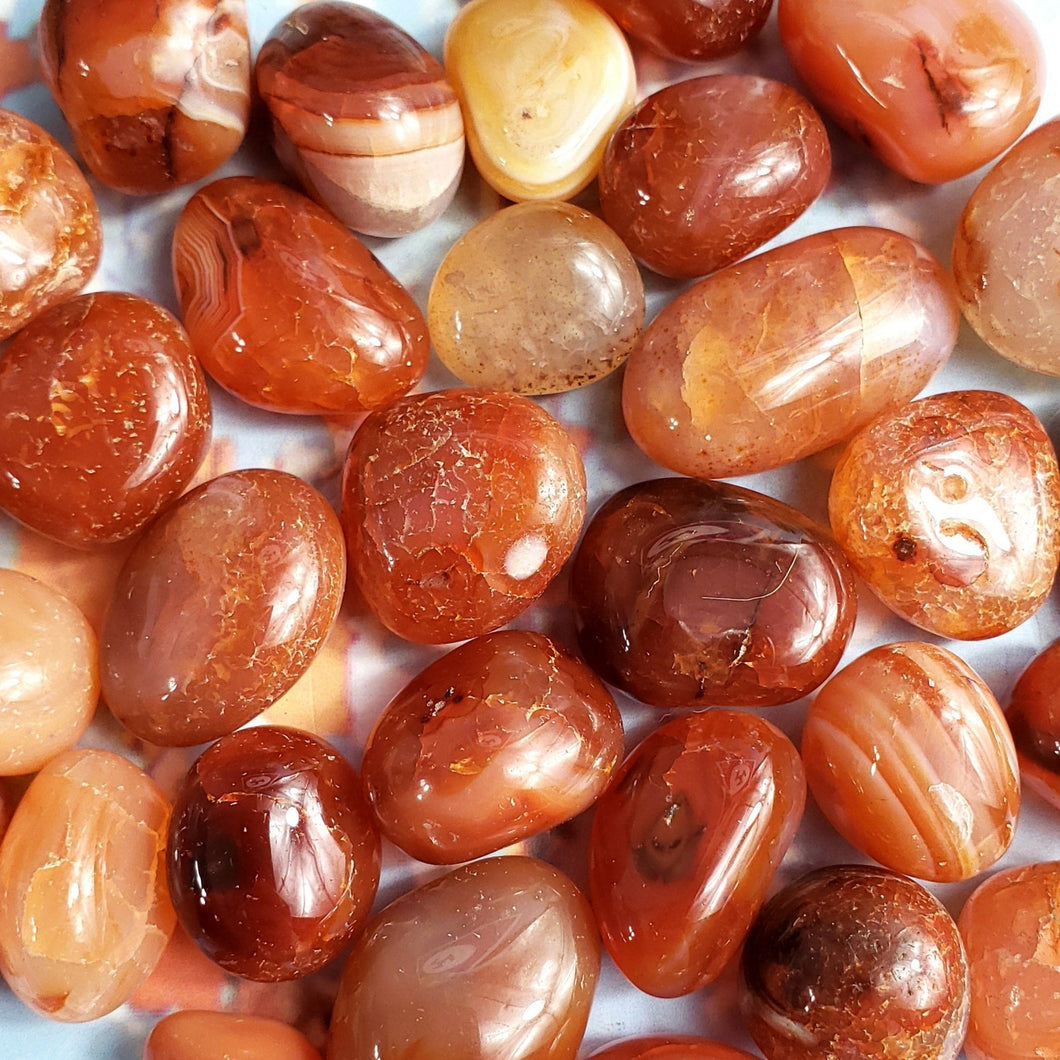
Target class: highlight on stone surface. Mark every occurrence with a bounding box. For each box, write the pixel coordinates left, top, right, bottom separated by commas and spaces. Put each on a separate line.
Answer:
587, 1039, 760, 1060
1006, 640, 1060, 813
144, 1010, 323, 1060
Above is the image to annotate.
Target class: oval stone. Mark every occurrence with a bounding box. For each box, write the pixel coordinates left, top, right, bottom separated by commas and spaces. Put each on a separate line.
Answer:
144, 1011, 322, 1060
587, 1040, 759, 1060
1006, 641, 1060, 812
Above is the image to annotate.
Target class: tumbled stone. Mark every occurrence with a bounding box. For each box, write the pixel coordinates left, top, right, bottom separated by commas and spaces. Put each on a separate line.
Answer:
144, 1010, 322, 1060
1006, 641, 1060, 812
587, 1039, 759, 1060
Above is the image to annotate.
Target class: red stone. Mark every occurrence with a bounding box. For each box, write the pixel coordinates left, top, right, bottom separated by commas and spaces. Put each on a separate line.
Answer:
1006, 641, 1060, 812
587, 1040, 759, 1060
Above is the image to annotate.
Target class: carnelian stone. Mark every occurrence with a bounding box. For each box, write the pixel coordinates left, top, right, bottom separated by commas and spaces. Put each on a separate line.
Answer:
598, 75, 830, 279
172, 176, 429, 415
362, 629, 623, 864
0, 292, 211, 548
570, 477, 855, 709
590, 710, 805, 997
622, 227, 958, 480
167, 726, 380, 982
1006, 641, 1060, 812
341, 388, 586, 644
144, 1010, 322, 1060
587, 1040, 758, 1060
100, 469, 345, 747
37, 0, 251, 193
803, 642, 1019, 883
740, 865, 970, 1060
958, 861, 1060, 1060
828, 390, 1060, 639
328, 856, 599, 1060
0, 109, 101, 341
777, 0, 1043, 183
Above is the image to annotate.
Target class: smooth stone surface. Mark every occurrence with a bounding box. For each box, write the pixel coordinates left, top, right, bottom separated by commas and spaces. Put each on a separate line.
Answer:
101, 469, 346, 747
803, 641, 1019, 883
598, 74, 830, 278
173, 176, 429, 414
570, 477, 856, 709
144, 1010, 322, 1060
1006, 641, 1060, 812
167, 726, 380, 982
590, 710, 805, 997
38, 0, 251, 193
0, 292, 212, 548
828, 390, 1060, 639
587, 1040, 759, 1060
0, 749, 175, 1022
362, 629, 623, 864
327, 856, 599, 1060
256, 2, 464, 237
428, 200, 644, 393
444, 0, 636, 201
341, 388, 586, 644
622, 226, 959, 479
740, 865, 970, 1060
953, 117, 1060, 374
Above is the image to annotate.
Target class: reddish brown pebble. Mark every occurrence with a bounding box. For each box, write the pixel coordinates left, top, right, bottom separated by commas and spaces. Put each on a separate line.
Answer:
740, 864, 970, 1060
328, 856, 599, 1060
100, 469, 345, 747
0, 109, 101, 341
828, 390, 1060, 639
587, 1039, 759, 1060
598, 75, 830, 279
590, 710, 805, 997
167, 726, 380, 982
341, 388, 586, 644
0, 292, 211, 548
570, 477, 855, 709
362, 629, 623, 864
173, 176, 429, 415
144, 1010, 322, 1060
1006, 641, 1060, 812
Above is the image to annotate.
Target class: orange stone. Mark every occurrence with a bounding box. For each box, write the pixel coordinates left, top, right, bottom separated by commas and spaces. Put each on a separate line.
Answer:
1006, 640, 1060, 812
587, 1040, 759, 1060
144, 1010, 322, 1060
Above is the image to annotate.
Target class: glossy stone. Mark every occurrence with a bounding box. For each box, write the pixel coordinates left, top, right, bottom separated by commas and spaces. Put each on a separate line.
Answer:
362, 629, 623, 864
590, 710, 805, 997
38, 0, 251, 194
828, 390, 1060, 639
587, 1040, 759, 1060
0, 292, 211, 548
328, 856, 599, 1060
167, 726, 380, 982
622, 227, 959, 479
1006, 641, 1060, 812
341, 388, 586, 644
803, 642, 1019, 883
256, 2, 464, 237
173, 176, 429, 415
428, 201, 644, 393
598, 75, 830, 279
0, 569, 97, 776
101, 469, 346, 747
570, 477, 856, 709
0, 749, 175, 1022
777, 0, 1043, 183
958, 861, 1060, 1060
444, 0, 636, 201
740, 865, 970, 1060
144, 1010, 322, 1060
0, 109, 101, 341
953, 117, 1060, 374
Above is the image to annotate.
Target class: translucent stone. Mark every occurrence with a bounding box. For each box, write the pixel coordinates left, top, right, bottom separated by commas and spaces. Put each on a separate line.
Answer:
144, 1010, 322, 1060
587, 1040, 759, 1060
1006, 641, 1060, 812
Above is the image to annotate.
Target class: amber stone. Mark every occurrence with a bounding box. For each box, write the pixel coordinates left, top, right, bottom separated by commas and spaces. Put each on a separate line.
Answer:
341, 388, 586, 644
0, 569, 97, 776
362, 629, 623, 864
1006, 641, 1060, 812
953, 118, 1060, 374
590, 710, 804, 998
777, 0, 1043, 183
803, 642, 1019, 883
0, 109, 101, 341
101, 469, 346, 747
256, 2, 463, 237
173, 176, 429, 415
444, 0, 636, 201
428, 201, 644, 393
0, 749, 175, 1022
570, 477, 855, 709
622, 227, 959, 480
0, 292, 211, 548
37, 0, 251, 194
167, 726, 380, 982
144, 1010, 322, 1060
958, 861, 1060, 1060
587, 1040, 759, 1060
598, 75, 830, 279
828, 390, 1060, 639
740, 865, 970, 1060
328, 856, 599, 1060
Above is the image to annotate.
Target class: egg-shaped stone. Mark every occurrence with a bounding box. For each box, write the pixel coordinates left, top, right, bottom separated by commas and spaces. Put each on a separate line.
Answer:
1005, 640, 1060, 813
145, 1011, 322, 1060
